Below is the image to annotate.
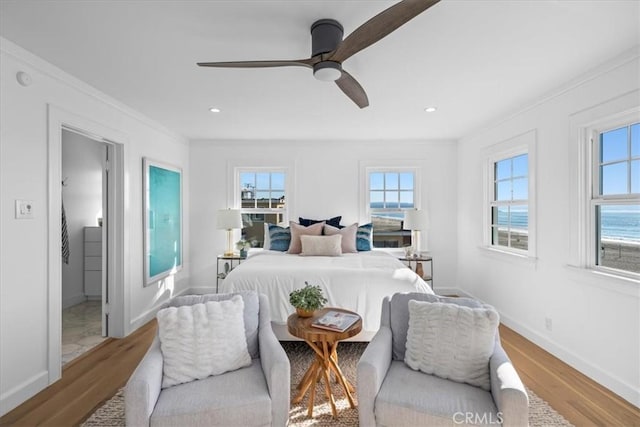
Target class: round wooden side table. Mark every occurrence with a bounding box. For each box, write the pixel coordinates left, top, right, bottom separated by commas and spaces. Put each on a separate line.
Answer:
287, 307, 362, 419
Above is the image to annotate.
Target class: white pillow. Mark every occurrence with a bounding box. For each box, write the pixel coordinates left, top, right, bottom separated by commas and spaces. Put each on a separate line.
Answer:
404, 300, 499, 391
157, 295, 251, 388
300, 234, 343, 256
324, 223, 358, 253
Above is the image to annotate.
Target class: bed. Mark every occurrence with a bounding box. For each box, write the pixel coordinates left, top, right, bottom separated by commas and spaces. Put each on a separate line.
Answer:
219, 250, 433, 339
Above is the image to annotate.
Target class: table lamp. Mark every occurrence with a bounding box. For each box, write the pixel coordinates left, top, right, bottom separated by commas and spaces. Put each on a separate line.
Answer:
403, 209, 428, 255
217, 208, 242, 256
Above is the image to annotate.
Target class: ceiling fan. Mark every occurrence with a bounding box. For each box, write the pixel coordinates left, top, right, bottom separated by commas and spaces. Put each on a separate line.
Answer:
197, 0, 440, 108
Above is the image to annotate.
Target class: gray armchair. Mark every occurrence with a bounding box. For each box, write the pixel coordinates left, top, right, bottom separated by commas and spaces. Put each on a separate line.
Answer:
125, 291, 290, 427
357, 292, 528, 426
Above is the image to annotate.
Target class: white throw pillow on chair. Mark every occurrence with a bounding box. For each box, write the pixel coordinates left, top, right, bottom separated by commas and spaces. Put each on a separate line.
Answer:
404, 300, 499, 391
157, 294, 251, 388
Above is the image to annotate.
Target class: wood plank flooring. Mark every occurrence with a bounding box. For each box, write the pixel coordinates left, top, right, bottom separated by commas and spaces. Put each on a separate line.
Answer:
1, 321, 638, 426
0, 320, 156, 427
499, 325, 640, 427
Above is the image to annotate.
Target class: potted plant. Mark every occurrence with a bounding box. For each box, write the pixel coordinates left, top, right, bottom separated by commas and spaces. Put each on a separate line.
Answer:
235, 239, 251, 258
289, 281, 327, 318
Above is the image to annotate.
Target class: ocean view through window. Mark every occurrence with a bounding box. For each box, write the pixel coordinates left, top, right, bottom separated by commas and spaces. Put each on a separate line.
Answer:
490, 153, 529, 252
592, 122, 639, 274
483, 131, 536, 257
368, 170, 415, 248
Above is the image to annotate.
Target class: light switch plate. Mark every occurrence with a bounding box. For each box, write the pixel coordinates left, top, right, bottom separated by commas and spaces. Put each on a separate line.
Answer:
15, 200, 34, 219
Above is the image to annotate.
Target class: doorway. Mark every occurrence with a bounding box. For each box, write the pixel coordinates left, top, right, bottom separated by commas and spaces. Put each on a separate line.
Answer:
47, 105, 126, 383
60, 129, 109, 365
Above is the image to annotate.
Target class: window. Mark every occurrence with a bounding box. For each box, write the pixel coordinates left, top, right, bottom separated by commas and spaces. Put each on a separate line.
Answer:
490, 153, 529, 252
591, 122, 639, 275
237, 169, 287, 247
484, 130, 536, 257
367, 170, 416, 248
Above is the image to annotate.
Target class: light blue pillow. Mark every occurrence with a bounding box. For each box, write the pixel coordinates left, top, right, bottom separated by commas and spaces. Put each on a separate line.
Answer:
268, 223, 291, 251
356, 223, 373, 251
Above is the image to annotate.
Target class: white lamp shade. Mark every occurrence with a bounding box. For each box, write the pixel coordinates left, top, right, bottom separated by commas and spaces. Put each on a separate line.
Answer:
403, 209, 427, 231
217, 209, 242, 230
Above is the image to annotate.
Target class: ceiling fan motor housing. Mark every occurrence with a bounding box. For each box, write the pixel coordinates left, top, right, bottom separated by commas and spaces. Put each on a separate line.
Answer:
311, 19, 343, 56
311, 19, 344, 81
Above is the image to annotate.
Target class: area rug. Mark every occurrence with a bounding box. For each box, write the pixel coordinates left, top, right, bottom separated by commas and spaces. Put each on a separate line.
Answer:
83, 342, 573, 426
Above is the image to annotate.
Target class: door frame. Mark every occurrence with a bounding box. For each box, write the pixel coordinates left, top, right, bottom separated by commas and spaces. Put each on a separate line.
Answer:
47, 105, 127, 383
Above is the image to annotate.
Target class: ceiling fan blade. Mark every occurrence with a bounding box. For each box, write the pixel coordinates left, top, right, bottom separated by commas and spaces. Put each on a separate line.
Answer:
197, 58, 316, 68
335, 70, 369, 109
329, 0, 440, 63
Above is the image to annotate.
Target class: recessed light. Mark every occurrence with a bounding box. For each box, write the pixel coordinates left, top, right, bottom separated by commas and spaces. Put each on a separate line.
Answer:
209, 107, 221, 113
424, 106, 437, 113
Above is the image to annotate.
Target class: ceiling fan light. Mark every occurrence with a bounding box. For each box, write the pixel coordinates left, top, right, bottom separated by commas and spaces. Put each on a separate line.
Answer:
313, 61, 342, 82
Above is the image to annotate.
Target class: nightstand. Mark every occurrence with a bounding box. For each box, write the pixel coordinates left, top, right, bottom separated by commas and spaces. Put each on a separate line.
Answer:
398, 255, 433, 288
216, 254, 245, 292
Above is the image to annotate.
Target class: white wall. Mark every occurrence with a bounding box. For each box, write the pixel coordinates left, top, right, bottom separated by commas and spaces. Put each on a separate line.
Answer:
0, 38, 190, 415
61, 130, 105, 308
189, 139, 458, 293
2, 29, 636, 418
456, 50, 640, 406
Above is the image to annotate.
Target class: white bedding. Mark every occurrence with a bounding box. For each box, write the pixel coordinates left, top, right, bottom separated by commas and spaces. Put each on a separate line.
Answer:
220, 250, 433, 332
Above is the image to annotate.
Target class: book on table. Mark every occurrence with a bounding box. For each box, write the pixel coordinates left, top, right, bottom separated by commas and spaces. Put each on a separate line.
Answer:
312, 311, 360, 332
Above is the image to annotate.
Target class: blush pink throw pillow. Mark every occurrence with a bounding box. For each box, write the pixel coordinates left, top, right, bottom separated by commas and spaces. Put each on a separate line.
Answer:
324, 223, 358, 253
288, 221, 324, 254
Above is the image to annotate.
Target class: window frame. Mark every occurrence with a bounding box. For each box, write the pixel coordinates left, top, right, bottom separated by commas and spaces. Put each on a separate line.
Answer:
237, 169, 287, 213
483, 131, 537, 258
489, 152, 529, 253
232, 166, 291, 247
567, 95, 639, 287
360, 162, 421, 249
586, 118, 640, 278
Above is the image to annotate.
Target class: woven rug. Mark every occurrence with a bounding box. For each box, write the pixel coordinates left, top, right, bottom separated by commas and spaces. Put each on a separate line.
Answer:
83, 342, 573, 426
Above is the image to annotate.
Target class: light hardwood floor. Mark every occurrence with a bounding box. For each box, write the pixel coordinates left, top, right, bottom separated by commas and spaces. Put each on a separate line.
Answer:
1, 321, 638, 426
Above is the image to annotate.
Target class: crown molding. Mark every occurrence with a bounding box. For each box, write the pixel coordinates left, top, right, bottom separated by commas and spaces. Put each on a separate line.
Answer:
464, 45, 640, 142
1, 37, 188, 146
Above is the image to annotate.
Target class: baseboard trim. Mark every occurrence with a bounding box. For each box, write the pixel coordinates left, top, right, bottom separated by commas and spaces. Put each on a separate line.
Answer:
499, 312, 639, 408
0, 370, 48, 417
128, 288, 192, 332
433, 286, 472, 297
459, 288, 640, 408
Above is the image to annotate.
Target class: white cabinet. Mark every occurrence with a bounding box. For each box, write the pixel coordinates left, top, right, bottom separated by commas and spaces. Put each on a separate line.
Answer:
84, 226, 102, 299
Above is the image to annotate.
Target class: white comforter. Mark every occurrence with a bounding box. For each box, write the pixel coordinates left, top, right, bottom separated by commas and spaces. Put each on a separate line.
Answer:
220, 250, 433, 331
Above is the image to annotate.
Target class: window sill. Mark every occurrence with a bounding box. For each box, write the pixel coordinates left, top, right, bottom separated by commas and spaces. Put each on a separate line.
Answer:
564, 265, 640, 297
478, 246, 538, 268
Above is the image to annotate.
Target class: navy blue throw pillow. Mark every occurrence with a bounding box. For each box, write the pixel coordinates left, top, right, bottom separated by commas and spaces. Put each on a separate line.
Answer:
299, 216, 342, 228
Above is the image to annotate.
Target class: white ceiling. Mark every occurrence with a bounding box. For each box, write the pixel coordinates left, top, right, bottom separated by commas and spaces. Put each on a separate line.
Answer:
1, 1, 638, 141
